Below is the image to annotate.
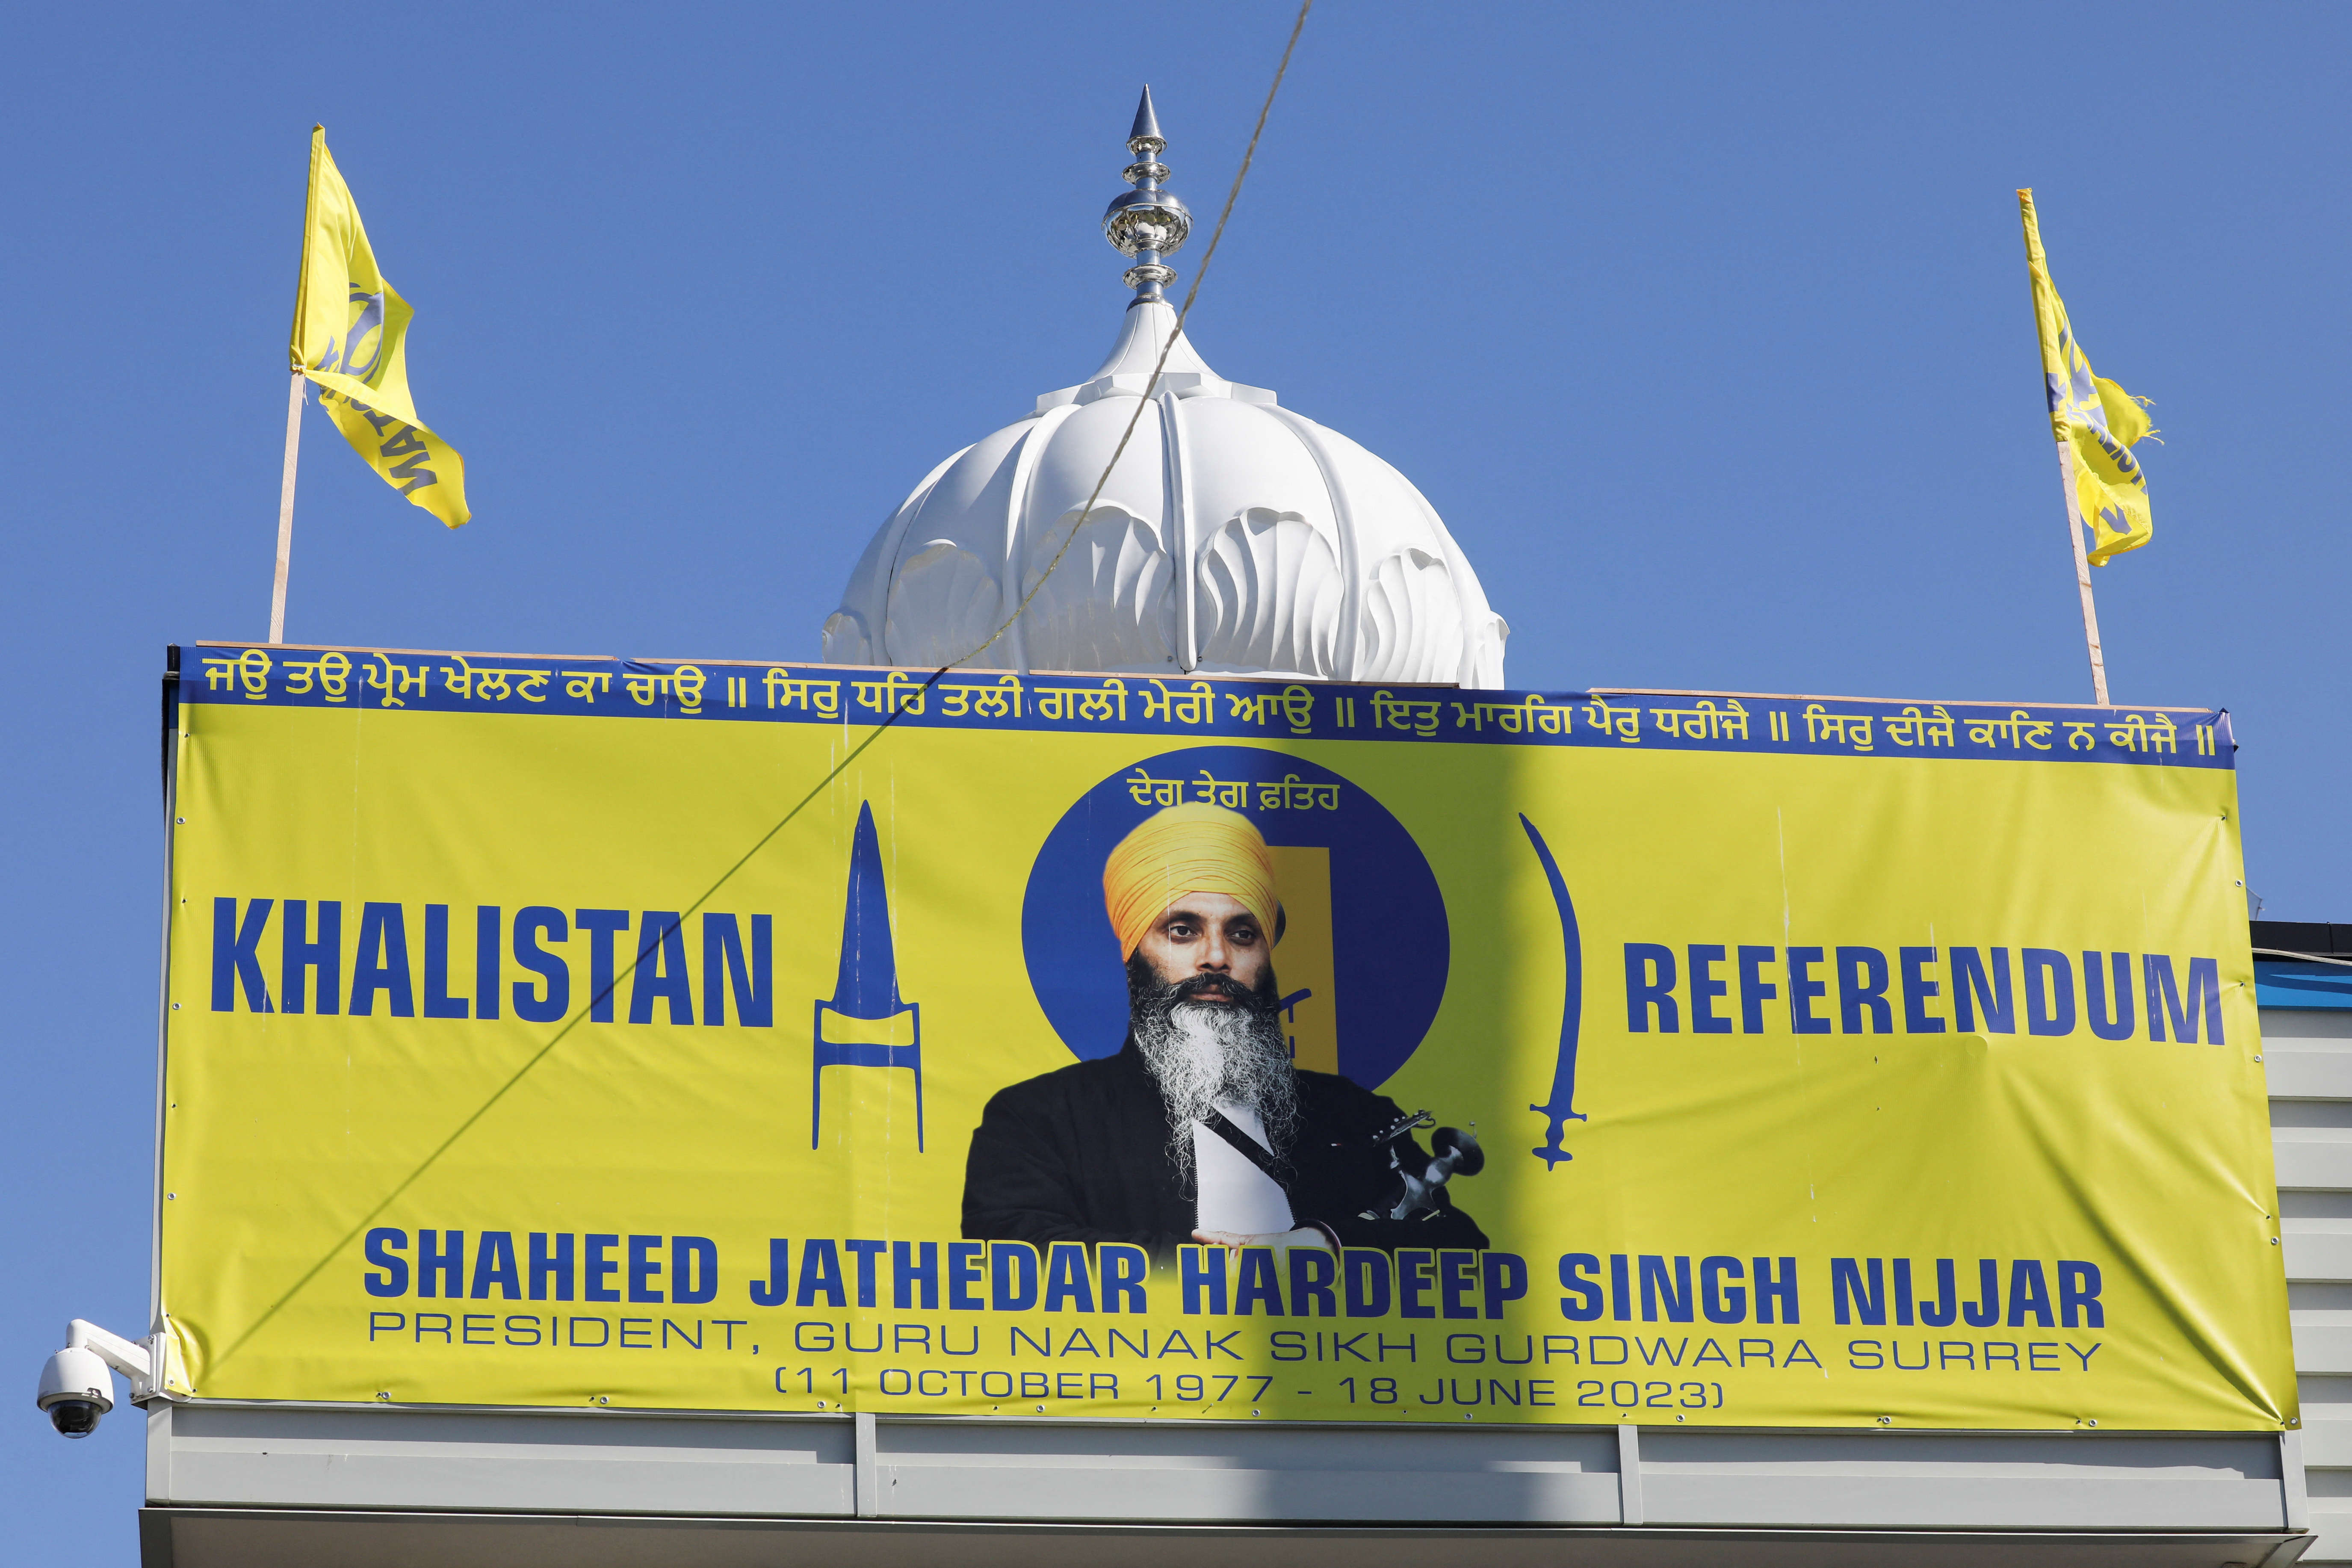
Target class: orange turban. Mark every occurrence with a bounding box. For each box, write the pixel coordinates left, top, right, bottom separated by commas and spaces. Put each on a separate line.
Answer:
1102, 803, 1280, 960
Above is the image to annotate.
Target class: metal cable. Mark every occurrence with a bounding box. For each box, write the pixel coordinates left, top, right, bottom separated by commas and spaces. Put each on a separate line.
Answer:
2254, 948, 2352, 970
206, 8, 1315, 1373
953, 0, 1313, 669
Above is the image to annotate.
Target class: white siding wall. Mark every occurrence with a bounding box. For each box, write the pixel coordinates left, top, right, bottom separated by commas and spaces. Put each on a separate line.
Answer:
2266, 1006, 2352, 1560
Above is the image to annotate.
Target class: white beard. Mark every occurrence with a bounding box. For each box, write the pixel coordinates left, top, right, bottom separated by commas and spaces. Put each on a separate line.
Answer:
1135, 998, 1297, 1181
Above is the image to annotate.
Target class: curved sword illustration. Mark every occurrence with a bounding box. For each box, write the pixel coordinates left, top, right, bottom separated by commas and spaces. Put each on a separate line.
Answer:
1519, 813, 1585, 1169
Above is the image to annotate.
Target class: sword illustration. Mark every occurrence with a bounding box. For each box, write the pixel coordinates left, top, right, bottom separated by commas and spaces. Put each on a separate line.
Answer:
1519, 813, 1584, 1169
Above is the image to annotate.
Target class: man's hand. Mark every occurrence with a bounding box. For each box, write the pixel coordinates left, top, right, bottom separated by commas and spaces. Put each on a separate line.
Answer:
1191, 1226, 1329, 1255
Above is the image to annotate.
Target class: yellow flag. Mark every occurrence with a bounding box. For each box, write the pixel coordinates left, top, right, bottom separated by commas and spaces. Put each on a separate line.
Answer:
2018, 189, 2150, 565
290, 127, 469, 528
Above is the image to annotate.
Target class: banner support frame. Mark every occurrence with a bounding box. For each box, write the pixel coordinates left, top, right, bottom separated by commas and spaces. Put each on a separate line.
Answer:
149, 647, 182, 1355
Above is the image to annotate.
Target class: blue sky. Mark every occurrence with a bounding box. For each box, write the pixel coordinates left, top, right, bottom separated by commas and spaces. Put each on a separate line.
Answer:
4, 3, 2346, 1555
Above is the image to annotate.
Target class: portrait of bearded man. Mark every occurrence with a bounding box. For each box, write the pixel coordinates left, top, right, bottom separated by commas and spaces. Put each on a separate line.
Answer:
962, 802, 1486, 1258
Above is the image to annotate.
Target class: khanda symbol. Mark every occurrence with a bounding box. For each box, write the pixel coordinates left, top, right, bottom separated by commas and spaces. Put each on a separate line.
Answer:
309, 289, 387, 382
2045, 330, 2098, 425
811, 801, 925, 1150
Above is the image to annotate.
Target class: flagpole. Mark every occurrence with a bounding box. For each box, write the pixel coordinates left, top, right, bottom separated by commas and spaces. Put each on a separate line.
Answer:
2055, 441, 2110, 706
268, 370, 303, 645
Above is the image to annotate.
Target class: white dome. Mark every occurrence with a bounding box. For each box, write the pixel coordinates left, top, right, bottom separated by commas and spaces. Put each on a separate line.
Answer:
822, 298, 1507, 685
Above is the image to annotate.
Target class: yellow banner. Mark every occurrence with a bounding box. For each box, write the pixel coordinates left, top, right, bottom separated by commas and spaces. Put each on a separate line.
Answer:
290, 127, 469, 528
158, 648, 2287, 1432
2020, 189, 2152, 566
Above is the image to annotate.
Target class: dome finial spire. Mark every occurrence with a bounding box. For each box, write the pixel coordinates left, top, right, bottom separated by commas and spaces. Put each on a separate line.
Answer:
1128, 84, 1164, 152
1102, 86, 1190, 307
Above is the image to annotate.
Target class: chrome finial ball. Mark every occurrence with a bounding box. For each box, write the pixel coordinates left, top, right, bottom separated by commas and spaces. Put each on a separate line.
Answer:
1103, 189, 1191, 258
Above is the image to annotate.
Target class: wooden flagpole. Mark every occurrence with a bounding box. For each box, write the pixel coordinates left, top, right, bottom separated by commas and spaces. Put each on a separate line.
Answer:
2055, 441, 2110, 706
268, 369, 304, 645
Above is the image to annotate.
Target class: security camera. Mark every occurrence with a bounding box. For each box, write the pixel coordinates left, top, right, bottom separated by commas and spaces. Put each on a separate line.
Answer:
37, 1347, 113, 1438
33, 1322, 155, 1439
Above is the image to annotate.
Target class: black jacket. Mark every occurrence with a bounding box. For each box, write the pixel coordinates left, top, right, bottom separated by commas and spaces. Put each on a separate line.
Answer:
961, 1038, 1488, 1258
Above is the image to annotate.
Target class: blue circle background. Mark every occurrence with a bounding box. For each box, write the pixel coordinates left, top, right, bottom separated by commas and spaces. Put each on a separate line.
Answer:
1021, 746, 1449, 1089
